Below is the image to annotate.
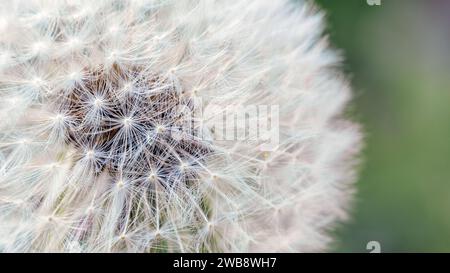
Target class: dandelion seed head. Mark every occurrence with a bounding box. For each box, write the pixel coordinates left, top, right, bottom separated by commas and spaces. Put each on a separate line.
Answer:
0, 0, 362, 253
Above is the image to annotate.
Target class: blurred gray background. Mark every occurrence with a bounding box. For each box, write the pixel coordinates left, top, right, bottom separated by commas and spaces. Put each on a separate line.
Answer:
313, 0, 450, 252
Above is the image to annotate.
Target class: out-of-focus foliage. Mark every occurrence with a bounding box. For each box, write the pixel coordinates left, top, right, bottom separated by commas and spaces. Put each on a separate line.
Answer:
316, 0, 450, 252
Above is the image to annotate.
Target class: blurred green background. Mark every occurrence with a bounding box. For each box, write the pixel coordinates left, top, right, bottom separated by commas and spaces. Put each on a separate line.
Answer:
313, 0, 450, 252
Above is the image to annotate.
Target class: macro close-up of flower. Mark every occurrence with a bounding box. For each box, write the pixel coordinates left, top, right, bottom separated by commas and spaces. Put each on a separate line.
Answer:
0, 0, 361, 253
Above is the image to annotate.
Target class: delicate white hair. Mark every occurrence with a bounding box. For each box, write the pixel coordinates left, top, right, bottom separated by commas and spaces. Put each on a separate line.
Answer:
0, 0, 361, 252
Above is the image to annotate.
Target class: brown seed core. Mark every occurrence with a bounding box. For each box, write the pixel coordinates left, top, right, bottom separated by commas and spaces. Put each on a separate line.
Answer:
57, 65, 211, 185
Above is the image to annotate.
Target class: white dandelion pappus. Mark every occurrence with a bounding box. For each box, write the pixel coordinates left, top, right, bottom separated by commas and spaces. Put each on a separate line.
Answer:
0, 0, 362, 252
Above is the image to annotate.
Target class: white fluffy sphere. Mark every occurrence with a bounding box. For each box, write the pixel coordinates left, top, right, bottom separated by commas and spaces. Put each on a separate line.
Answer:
0, 0, 361, 252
